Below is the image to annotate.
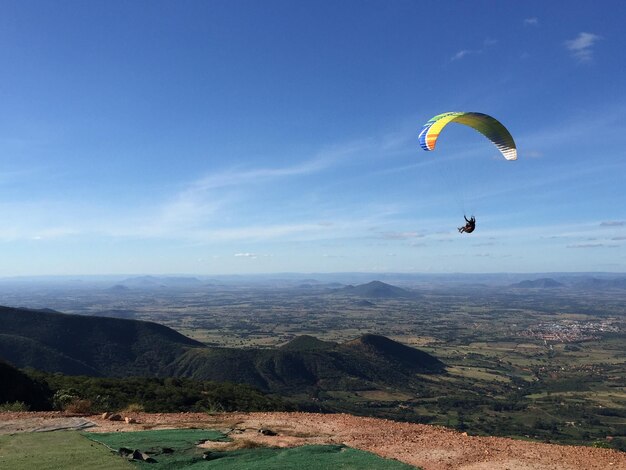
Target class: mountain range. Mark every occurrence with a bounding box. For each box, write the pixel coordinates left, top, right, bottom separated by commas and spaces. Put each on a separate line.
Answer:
0, 306, 444, 395
509, 278, 564, 288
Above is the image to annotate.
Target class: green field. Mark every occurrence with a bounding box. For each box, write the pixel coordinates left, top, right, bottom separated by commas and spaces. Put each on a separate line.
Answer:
0, 431, 134, 470
0, 429, 419, 470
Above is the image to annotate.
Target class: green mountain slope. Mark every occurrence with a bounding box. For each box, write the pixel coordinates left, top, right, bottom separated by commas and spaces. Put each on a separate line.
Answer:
170, 334, 444, 393
0, 306, 444, 398
0, 359, 50, 409
0, 306, 204, 377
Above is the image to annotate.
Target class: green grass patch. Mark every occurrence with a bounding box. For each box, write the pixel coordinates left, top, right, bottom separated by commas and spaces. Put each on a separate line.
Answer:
446, 366, 511, 383
0, 431, 133, 470
86, 429, 418, 469
197, 445, 417, 469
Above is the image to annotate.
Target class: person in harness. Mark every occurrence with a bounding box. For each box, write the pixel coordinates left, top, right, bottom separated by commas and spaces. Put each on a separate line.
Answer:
458, 215, 476, 234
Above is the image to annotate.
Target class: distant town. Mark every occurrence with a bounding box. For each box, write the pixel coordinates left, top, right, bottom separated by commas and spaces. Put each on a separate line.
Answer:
521, 319, 621, 343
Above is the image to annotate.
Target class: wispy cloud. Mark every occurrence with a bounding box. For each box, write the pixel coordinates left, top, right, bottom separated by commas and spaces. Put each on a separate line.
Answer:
234, 252, 257, 258
0, 130, 426, 247
524, 17, 538, 26
191, 142, 364, 192
375, 231, 423, 240
600, 221, 624, 227
564, 32, 601, 62
566, 243, 619, 249
112, 141, 376, 241
451, 39, 497, 62
451, 50, 480, 61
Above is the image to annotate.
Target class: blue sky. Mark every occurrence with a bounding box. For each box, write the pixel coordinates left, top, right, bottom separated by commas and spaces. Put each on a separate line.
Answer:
1, 0, 625, 275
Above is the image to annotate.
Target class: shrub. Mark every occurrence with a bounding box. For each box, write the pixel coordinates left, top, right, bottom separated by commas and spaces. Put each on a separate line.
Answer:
591, 440, 611, 449
0, 401, 30, 412
52, 389, 81, 411
205, 399, 226, 414
64, 398, 93, 414
121, 403, 144, 414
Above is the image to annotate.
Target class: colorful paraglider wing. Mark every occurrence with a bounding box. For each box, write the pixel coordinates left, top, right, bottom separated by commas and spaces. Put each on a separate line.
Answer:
418, 112, 517, 161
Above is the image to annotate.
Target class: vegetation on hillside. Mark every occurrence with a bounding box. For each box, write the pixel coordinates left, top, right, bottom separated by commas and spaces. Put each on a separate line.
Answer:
0, 306, 204, 377
16, 369, 294, 413
0, 359, 51, 410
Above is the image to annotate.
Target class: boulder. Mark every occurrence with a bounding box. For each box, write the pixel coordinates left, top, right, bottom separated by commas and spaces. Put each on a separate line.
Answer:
259, 428, 277, 436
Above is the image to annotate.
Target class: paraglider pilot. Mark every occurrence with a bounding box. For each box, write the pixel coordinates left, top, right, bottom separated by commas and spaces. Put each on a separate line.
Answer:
458, 215, 476, 234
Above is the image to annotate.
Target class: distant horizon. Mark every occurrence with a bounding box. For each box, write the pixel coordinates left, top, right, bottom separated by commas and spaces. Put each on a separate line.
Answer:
1, 270, 625, 282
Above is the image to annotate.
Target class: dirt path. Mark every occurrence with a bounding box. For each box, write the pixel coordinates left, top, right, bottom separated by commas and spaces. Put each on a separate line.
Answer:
2, 412, 625, 470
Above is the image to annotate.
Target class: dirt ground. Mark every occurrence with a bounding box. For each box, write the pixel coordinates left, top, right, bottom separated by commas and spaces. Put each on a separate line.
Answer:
1, 411, 625, 470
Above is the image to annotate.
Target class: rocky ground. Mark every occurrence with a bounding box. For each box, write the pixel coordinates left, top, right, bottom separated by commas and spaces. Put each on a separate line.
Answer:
1, 411, 625, 470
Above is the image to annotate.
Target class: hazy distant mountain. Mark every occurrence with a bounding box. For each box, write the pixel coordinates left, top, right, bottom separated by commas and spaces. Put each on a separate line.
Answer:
335, 281, 414, 298
509, 278, 564, 288
573, 277, 626, 289
119, 276, 202, 288
107, 284, 130, 292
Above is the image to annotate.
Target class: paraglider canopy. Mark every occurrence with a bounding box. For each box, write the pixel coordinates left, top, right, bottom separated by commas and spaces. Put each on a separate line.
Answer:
418, 112, 517, 161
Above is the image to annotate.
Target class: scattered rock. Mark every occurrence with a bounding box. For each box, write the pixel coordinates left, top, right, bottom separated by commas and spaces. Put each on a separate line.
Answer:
101, 412, 112, 420
108, 414, 122, 421
117, 447, 133, 457
259, 428, 277, 436
130, 449, 157, 463
124, 416, 137, 424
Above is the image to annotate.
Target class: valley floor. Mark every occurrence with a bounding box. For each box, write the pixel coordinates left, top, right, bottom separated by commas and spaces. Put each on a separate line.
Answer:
1, 412, 625, 469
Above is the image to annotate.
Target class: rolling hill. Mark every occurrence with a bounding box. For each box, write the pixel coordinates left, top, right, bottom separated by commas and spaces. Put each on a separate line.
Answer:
0, 306, 204, 377
509, 278, 564, 288
0, 306, 444, 397
170, 334, 444, 393
573, 277, 626, 289
335, 281, 414, 298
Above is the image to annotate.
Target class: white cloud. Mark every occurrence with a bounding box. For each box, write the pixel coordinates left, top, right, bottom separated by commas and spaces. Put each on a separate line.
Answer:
451, 49, 479, 61
524, 17, 538, 26
190, 141, 368, 193
234, 252, 257, 258
451, 38, 497, 62
564, 32, 601, 62
600, 221, 624, 227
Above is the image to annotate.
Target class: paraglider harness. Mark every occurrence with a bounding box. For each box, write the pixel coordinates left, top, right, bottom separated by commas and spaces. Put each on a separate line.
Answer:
458, 215, 475, 234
